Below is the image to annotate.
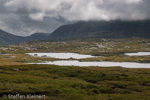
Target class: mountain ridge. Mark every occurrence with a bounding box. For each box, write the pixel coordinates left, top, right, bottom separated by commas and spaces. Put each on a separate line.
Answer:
1, 20, 150, 45
49, 20, 150, 40
0, 29, 50, 45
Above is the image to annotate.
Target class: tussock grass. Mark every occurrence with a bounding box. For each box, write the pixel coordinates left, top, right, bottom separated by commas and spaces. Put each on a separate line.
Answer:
0, 65, 150, 100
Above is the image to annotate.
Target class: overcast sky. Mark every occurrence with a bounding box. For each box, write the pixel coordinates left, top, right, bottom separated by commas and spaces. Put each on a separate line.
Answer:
0, 0, 150, 36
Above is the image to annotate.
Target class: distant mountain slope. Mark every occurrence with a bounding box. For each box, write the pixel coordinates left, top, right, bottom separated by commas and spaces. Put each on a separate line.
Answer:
0, 29, 26, 45
27, 33, 49, 41
49, 20, 150, 39
0, 30, 49, 45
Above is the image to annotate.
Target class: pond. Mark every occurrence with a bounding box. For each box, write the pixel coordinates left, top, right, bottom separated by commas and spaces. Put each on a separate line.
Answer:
26, 53, 100, 59
125, 52, 150, 56
30, 60, 150, 68
27, 52, 150, 68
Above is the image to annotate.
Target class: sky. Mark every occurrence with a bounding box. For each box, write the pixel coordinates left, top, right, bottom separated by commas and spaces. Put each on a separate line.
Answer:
0, 0, 150, 36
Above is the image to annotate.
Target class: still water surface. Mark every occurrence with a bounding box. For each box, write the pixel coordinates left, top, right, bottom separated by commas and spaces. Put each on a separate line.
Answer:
30, 60, 150, 68
125, 52, 150, 56
27, 52, 150, 68
26, 53, 99, 59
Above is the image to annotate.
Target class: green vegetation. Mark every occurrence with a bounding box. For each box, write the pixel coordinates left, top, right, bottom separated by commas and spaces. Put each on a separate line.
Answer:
0, 54, 60, 66
80, 56, 150, 63
0, 65, 150, 100
0, 38, 150, 100
1, 38, 150, 63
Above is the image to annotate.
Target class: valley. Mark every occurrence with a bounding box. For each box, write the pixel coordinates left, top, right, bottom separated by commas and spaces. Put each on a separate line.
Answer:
0, 21, 150, 100
0, 0, 150, 99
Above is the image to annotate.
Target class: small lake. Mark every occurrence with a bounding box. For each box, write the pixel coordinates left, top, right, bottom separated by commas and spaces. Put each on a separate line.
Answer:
30, 60, 150, 68
27, 52, 150, 68
26, 53, 99, 59
125, 52, 150, 56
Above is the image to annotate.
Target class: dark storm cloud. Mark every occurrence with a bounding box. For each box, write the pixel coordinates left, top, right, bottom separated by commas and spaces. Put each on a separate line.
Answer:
0, 0, 149, 36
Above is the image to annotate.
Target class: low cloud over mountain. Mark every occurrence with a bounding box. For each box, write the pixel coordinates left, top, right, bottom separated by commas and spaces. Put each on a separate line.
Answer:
0, 0, 150, 36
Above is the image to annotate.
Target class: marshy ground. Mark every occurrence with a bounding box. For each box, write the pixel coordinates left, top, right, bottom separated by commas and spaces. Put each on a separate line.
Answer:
0, 65, 150, 100
0, 38, 150, 100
